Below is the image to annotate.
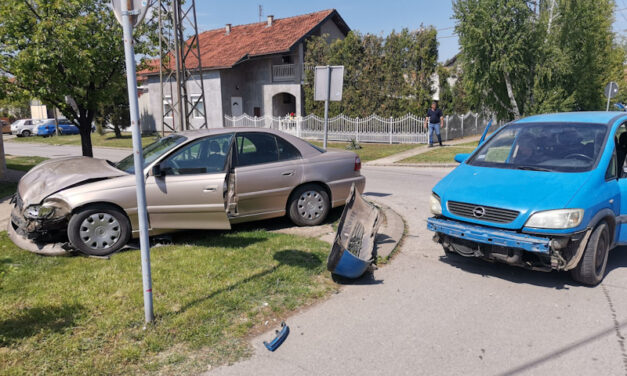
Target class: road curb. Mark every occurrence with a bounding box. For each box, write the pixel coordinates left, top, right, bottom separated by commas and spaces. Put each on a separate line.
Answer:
367, 163, 459, 168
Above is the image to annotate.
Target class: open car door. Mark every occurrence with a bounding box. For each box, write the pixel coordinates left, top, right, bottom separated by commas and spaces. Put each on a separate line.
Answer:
145, 133, 233, 230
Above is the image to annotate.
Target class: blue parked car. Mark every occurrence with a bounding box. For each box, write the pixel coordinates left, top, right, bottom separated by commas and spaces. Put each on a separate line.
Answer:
36, 119, 79, 137
427, 112, 627, 285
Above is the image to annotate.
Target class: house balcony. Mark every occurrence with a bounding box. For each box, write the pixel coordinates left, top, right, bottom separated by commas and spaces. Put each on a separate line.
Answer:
272, 64, 296, 82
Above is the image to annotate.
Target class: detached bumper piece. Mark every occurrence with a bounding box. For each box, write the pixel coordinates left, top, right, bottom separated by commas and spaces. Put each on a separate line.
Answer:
327, 184, 381, 279
263, 322, 289, 352
428, 217, 550, 253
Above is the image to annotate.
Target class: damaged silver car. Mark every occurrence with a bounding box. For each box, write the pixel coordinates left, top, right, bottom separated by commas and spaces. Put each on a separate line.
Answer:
8, 128, 365, 256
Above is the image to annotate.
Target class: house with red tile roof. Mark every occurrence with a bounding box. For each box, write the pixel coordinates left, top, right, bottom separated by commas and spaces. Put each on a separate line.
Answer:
138, 9, 349, 132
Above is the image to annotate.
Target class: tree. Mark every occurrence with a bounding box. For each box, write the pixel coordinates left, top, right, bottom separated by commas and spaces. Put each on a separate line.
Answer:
453, 0, 625, 119
0, 0, 155, 157
303, 28, 438, 118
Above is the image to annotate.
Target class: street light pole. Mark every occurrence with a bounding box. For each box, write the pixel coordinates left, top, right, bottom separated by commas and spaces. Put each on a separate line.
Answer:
120, 0, 154, 323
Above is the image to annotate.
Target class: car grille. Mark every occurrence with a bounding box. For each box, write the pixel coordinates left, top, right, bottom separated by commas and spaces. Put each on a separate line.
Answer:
447, 201, 519, 224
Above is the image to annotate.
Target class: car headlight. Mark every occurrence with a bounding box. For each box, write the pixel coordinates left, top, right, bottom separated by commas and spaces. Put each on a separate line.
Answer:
24, 204, 56, 219
525, 209, 584, 229
430, 193, 442, 215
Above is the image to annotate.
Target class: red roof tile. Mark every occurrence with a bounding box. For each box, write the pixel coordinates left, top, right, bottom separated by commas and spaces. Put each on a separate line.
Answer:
140, 9, 346, 75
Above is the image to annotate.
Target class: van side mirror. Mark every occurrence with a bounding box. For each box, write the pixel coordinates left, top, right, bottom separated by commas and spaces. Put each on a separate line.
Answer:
454, 153, 470, 163
152, 164, 165, 177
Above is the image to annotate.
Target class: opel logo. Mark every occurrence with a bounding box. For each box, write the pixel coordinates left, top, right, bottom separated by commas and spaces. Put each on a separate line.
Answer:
473, 206, 486, 218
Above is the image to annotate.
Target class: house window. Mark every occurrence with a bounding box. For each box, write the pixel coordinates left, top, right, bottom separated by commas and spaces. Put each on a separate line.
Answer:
281, 55, 293, 64
163, 96, 173, 118
253, 107, 261, 117
191, 95, 205, 118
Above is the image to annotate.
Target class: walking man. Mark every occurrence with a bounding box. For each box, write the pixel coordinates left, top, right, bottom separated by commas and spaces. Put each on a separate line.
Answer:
425, 101, 443, 147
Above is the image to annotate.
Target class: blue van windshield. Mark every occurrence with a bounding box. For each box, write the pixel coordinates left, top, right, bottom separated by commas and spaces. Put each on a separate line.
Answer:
468, 122, 608, 172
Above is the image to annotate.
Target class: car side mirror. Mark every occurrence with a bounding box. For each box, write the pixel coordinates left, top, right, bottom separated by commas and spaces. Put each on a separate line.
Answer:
152, 164, 166, 177
454, 153, 470, 163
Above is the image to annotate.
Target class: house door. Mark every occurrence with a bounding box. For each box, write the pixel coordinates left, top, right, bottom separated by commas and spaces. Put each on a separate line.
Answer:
231, 97, 243, 117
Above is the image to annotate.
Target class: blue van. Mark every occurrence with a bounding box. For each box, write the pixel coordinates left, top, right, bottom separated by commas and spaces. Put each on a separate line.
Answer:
427, 112, 627, 285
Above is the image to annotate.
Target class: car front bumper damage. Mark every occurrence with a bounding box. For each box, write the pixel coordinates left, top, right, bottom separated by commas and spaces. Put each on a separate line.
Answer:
427, 217, 590, 271
7, 198, 72, 256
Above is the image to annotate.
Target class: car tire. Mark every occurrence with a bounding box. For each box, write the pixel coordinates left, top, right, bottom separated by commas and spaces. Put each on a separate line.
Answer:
21, 130, 31, 137
288, 184, 330, 226
571, 221, 610, 286
67, 204, 131, 256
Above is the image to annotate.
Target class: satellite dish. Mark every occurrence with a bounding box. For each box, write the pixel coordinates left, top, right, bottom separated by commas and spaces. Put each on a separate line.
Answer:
111, 0, 150, 27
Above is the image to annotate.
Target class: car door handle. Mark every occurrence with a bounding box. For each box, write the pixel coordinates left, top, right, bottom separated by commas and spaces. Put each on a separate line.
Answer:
203, 186, 217, 192
282, 170, 294, 176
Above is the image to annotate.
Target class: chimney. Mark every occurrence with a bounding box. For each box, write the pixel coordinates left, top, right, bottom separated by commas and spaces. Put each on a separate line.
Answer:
267, 15, 274, 27
225, 23, 231, 35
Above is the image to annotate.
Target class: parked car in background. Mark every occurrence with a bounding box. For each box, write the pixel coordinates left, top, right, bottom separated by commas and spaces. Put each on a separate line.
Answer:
8, 128, 365, 256
37, 119, 79, 137
10, 119, 42, 137
0, 119, 10, 134
428, 112, 627, 285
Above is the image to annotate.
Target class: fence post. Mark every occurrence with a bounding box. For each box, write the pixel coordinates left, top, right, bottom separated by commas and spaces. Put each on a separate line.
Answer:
475, 114, 478, 134
445, 115, 449, 141
461, 114, 464, 138
389, 116, 393, 144
297, 116, 302, 138
355, 118, 359, 143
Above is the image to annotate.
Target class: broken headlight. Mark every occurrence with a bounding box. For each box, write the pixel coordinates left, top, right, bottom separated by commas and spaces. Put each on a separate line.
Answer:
525, 209, 584, 229
24, 204, 56, 219
430, 193, 442, 215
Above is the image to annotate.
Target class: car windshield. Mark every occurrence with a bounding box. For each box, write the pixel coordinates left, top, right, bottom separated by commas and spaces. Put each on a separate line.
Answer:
468, 122, 608, 172
115, 135, 187, 173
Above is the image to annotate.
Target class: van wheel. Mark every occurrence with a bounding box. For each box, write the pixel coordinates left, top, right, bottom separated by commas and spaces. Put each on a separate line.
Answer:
67, 205, 131, 256
288, 184, 330, 226
571, 221, 610, 286
21, 130, 31, 137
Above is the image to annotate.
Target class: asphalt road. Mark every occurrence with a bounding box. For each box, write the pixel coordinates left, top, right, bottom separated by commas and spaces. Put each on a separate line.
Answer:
4, 140, 627, 375
211, 166, 627, 376
4, 139, 130, 161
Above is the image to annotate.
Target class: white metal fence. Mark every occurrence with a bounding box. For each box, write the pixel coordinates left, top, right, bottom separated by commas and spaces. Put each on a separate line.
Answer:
224, 113, 505, 144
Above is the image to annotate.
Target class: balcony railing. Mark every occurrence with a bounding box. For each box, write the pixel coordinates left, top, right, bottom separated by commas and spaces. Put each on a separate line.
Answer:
272, 64, 296, 82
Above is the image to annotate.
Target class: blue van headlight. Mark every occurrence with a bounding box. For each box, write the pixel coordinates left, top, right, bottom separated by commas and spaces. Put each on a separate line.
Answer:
430, 193, 442, 215
525, 209, 584, 229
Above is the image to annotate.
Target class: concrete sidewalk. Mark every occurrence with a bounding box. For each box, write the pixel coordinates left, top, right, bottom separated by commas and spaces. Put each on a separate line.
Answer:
1, 169, 27, 229
365, 135, 481, 166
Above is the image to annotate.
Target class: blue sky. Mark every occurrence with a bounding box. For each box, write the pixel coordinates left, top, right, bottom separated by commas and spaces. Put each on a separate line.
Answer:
195, 0, 627, 63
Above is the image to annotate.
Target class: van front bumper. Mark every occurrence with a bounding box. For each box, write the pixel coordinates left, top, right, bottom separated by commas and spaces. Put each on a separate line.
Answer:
427, 217, 590, 271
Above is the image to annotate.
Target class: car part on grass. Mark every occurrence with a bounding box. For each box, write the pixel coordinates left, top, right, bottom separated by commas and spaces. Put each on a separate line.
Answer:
327, 184, 381, 279
263, 322, 289, 352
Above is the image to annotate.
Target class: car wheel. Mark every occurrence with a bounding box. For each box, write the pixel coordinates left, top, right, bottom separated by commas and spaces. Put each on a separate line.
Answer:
288, 184, 330, 226
22, 130, 31, 137
571, 221, 610, 286
67, 204, 131, 256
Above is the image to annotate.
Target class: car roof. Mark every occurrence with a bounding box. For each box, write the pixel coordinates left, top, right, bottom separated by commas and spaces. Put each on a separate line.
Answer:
173, 127, 323, 158
515, 111, 627, 125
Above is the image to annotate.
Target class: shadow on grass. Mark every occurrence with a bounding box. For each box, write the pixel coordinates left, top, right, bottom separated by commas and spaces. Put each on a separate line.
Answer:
175, 250, 321, 315
230, 207, 344, 233
0, 304, 84, 346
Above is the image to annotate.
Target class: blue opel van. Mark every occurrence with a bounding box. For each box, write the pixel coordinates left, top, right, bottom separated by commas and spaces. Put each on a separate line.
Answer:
427, 112, 627, 285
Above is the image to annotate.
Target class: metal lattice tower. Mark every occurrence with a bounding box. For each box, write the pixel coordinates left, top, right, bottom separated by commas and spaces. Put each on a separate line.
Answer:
156, 0, 207, 134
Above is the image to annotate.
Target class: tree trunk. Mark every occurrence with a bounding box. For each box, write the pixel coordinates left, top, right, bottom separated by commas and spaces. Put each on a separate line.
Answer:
78, 118, 94, 157
503, 71, 521, 119
114, 124, 122, 138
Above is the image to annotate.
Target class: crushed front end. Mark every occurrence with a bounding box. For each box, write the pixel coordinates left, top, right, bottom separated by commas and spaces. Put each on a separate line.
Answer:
427, 217, 590, 272
8, 193, 73, 256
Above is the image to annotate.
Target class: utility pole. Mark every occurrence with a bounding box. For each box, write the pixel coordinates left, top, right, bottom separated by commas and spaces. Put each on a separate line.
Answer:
258, 5, 263, 22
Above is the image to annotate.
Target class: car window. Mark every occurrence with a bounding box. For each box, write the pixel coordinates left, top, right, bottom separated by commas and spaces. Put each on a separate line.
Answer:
116, 135, 187, 173
277, 136, 301, 161
235, 133, 280, 167
469, 122, 608, 172
161, 133, 233, 175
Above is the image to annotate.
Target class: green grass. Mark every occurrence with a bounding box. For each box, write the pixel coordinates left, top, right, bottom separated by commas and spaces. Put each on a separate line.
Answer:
310, 141, 418, 162
399, 143, 478, 164
5, 155, 48, 172
0, 230, 336, 375
0, 182, 16, 199
8, 132, 158, 149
